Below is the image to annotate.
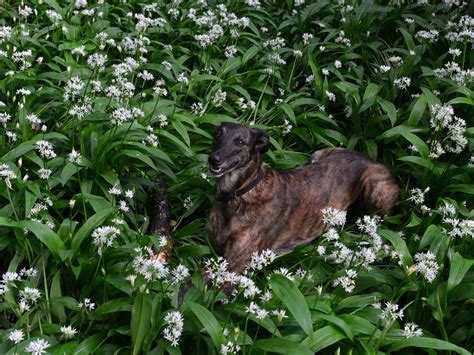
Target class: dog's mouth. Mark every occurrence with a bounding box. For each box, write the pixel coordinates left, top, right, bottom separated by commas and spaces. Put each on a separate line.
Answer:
209, 161, 239, 177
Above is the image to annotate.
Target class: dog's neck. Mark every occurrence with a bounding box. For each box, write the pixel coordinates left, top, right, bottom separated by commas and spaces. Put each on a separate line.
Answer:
216, 157, 263, 195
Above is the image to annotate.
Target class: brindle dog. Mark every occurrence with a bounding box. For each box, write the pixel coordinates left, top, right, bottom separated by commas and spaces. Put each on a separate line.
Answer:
208, 122, 399, 275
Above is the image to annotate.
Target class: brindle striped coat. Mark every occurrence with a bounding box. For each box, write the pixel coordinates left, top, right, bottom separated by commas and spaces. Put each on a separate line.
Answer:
208, 123, 399, 274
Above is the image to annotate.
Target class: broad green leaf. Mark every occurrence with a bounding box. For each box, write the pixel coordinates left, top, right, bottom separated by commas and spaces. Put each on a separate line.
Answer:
19, 220, 66, 260
335, 293, 383, 312
359, 83, 379, 112
95, 297, 132, 316
442, 184, 474, 195
447, 253, 473, 292
446, 97, 474, 106
71, 207, 115, 255
388, 337, 471, 355
131, 292, 152, 355
253, 338, 313, 355
408, 94, 427, 126
381, 125, 429, 158
280, 103, 296, 124
171, 118, 191, 146
188, 302, 224, 348
427, 282, 447, 322
159, 130, 194, 157
50, 270, 66, 323
398, 156, 442, 175
242, 45, 259, 64
302, 325, 346, 352
270, 274, 313, 337
61, 163, 80, 186
379, 229, 413, 267
378, 98, 397, 126
314, 314, 353, 340
449, 283, 474, 301
75, 334, 104, 354
2, 143, 35, 161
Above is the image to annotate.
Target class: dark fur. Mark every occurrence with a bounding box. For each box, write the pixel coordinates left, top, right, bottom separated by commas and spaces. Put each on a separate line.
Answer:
208, 123, 399, 274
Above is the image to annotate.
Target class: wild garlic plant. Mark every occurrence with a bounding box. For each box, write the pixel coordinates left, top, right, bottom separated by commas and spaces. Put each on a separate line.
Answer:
0, 0, 473, 353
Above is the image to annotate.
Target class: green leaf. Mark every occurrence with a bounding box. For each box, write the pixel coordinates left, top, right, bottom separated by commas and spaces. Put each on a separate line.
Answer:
388, 337, 471, 355
19, 220, 66, 260
408, 94, 427, 126
381, 125, 429, 158
442, 184, 474, 195
446, 97, 474, 106
159, 130, 194, 157
378, 98, 397, 126
280, 103, 296, 124
2, 143, 35, 161
447, 252, 473, 292
131, 293, 152, 355
253, 338, 313, 355
379, 229, 413, 267
50, 270, 66, 323
314, 314, 353, 341
270, 274, 313, 337
301, 325, 346, 352
71, 207, 115, 255
188, 302, 224, 348
60, 163, 80, 186
359, 83, 380, 113
95, 297, 132, 316
335, 293, 383, 312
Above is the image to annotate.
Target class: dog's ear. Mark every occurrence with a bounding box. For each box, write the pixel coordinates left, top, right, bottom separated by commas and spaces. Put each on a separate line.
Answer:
251, 128, 269, 153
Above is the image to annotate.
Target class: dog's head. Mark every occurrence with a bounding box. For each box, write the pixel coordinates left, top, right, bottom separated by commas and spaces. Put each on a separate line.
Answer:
209, 123, 269, 177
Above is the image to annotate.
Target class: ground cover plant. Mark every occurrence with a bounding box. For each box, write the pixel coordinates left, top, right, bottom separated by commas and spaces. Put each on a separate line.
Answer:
0, 0, 473, 353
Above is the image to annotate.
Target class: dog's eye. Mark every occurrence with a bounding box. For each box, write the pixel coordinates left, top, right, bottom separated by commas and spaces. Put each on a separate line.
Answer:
237, 139, 245, 146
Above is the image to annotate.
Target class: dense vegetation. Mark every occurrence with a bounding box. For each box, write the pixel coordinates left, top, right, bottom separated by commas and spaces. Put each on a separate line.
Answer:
0, 0, 473, 353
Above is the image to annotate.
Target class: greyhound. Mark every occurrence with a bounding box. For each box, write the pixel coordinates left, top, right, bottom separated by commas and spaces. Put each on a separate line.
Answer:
208, 122, 399, 275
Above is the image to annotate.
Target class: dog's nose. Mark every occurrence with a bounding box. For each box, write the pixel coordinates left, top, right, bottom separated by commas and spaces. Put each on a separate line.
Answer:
209, 153, 221, 166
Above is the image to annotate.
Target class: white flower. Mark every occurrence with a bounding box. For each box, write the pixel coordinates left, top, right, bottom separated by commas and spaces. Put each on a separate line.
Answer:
8, 329, 24, 344
108, 182, 122, 195
332, 269, 357, 293
321, 207, 347, 227
132, 248, 169, 282
125, 189, 134, 199
91, 226, 120, 255
380, 65, 391, 73
334, 60, 342, 68
0, 112, 11, 124
176, 73, 189, 85
326, 90, 336, 102
25, 339, 50, 354
68, 149, 82, 164
163, 311, 184, 347
35, 140, 56, 159
221, 341, 241, 355
118, 200, 129, 212
414, 251, 439, 283
171, 265, 190, 284
379, 302, 404, 323
402, 322, 423, 338
78, 298, 95, 311
60, 325, 77, 339
19, 287, 41, 305
246, 249, 276, 272
238, 275, 261, 298
271, 309, 288, 321
302, 33, 313, 45
394, 77, 411, 90
408, 187, 426, 205
317, 245, 326, 256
